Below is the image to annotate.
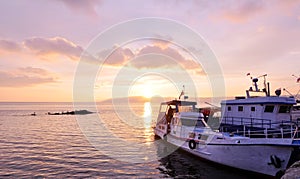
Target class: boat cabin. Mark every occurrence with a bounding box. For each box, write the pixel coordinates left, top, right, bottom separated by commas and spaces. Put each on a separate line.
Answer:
157, 100, 197, 124
221, 96, 296, 122
158, 100, 209, 140
155, 100, 201, 139
220, 76, 297, 128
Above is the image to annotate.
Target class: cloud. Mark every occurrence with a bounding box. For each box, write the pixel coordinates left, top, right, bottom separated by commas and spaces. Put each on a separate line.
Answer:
0, 39, 21, 52
132, 45, 185, 68
127, 53, 175, 69
132, 45, 202, 72
0, 67, 57, 87
18, 67, 52, 76
55, 0, 100, 17
276, 0, 300, 14
98, 42, 204, 75
213, 1, 265, 23
102, 46, 134, 65
24, 37, 83, 61
0, 36, 84, 61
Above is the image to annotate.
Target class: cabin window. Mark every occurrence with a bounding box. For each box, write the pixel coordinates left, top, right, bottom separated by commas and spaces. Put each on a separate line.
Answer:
227, 106, 231, 111
178, 106, 193, 112
196, 120, 206, 127
264, 105, 274, 113
160, 104, 168, 112
180, 118, 206, 127
278, 106, 291, 113
238, 106, 243, 112
181, 118, 197, 126
251, 107, 255, 112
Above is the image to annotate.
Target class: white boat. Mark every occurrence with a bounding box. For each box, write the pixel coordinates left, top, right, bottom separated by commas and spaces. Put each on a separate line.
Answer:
154, 77, 300, 177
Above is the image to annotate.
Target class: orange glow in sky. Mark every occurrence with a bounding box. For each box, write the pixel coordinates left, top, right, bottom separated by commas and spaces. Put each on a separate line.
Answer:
0, 1, 299, 102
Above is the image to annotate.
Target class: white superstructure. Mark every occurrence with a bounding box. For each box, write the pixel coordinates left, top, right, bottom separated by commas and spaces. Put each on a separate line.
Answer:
154, 77, 300, 177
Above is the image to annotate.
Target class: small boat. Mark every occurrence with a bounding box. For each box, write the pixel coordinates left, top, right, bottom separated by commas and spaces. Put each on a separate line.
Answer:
154, 77, 300, 177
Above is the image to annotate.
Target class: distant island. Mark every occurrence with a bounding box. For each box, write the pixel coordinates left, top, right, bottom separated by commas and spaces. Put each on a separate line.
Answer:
47, 110, 93, 115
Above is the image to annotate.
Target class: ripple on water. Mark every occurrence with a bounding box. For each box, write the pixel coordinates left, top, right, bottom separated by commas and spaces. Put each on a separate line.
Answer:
0, 103, 260, 178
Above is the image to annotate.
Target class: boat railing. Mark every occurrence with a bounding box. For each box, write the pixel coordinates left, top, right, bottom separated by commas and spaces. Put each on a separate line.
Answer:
221, 116, 300, 129
222, 116, 274, 129
223, 120, 299, 139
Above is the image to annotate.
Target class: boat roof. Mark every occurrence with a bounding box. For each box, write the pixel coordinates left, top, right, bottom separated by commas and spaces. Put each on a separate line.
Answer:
161, 100, 197, 106
221, 96, 296, 105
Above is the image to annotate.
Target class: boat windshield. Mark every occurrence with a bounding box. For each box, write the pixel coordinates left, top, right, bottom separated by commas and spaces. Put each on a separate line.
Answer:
181, 118, 206, 127
178, 106, 194, 112
159, 104, 168, 112
160, 104, 177, 113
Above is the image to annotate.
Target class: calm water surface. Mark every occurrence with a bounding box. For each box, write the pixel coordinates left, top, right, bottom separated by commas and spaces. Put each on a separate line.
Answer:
0, 102, 257, 178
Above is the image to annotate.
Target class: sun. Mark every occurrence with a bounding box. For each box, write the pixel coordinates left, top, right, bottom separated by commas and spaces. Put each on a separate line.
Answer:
143, 85, 153, 99
128, 81, 154, 99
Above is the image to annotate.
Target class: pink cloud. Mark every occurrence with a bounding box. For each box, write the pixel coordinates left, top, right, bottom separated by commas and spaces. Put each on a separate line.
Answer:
99, 42, 204, 75
103, 46, 134, 65
55, 0, 100, 17
134, 45, 202, 72
0, 67, 57, 87
24, 37, 83, 61
0, 39, 21, 53
213, 1, 265, 23
18, 67, 52, 76
277, 0, 300, 13
128, 54, 174, 69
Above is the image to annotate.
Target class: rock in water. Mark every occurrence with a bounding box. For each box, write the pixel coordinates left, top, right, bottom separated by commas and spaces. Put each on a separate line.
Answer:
281, 161, 300, 179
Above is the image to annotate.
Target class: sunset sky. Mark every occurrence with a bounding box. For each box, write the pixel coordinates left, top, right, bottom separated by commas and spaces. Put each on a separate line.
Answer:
0, 0, 300, 102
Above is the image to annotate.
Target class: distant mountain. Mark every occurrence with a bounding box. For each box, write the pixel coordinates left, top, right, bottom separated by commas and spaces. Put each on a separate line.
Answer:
98, 96, 226, 107
99, 96, 149, 104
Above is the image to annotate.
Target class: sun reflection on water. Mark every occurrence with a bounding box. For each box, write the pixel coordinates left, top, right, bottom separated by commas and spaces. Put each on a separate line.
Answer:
143, 102, 153, 145
143, 102, 152, 127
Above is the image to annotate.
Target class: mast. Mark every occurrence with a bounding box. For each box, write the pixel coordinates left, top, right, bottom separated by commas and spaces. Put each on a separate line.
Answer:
178, 85, 188, 100
179, 85, 185, 99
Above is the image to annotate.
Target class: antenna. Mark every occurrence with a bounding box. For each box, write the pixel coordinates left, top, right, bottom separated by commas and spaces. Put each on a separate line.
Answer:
178, 85, 185, 100
282, 74, 300, 99
283, 88, 294, 97
246, 73, 269, 97
257, 74, 268, 92
292, 74, 300, 83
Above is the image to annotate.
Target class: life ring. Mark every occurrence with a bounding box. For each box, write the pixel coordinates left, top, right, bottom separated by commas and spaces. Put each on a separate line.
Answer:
268, 155, 284, 168
188, 140, 197, 150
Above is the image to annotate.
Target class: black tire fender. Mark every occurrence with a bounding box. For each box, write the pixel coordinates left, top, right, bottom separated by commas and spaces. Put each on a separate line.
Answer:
188, 140, 197, 150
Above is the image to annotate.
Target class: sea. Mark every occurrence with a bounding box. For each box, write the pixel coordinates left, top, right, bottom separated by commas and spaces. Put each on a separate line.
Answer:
0, 101, 265, 178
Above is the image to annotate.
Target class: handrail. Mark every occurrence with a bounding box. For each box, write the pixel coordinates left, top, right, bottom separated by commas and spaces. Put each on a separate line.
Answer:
220, 116, 299, 130
225, 121, 299, 139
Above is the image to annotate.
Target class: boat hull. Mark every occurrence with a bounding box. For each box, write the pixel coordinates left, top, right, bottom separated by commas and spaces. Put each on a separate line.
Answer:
167, 134, 293, 177
154, 127, 167, 140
